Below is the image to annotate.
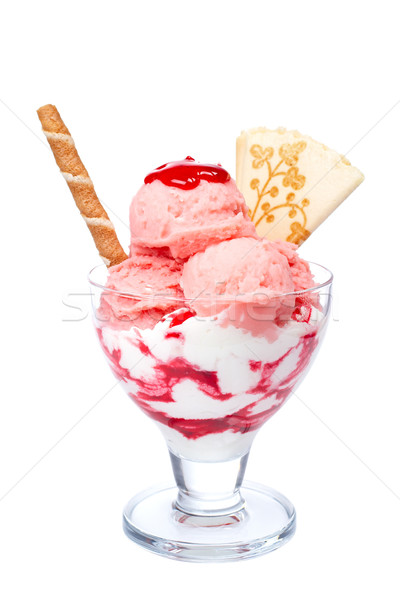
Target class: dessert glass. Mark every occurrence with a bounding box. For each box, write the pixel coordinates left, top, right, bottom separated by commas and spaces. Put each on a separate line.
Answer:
89, 263, 332, 562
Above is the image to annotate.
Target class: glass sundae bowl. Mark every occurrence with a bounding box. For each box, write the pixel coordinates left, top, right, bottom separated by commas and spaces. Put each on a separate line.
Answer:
89, 262, 332, 562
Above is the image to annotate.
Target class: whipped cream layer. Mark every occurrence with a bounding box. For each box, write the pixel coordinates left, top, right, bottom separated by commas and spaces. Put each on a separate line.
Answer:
97, 308, 324, 461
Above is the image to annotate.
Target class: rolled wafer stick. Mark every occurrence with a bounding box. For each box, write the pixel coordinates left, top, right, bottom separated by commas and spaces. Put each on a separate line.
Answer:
37, 104, 128, 267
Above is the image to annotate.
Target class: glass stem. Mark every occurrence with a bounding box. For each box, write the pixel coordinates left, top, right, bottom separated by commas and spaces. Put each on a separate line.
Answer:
169, 451, 249, 517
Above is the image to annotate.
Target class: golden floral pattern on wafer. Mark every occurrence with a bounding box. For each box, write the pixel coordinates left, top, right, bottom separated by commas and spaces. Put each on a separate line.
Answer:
249, 142, 311, 245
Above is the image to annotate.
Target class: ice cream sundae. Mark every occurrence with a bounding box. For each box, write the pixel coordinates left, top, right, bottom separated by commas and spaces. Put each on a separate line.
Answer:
37, 105, 362, 561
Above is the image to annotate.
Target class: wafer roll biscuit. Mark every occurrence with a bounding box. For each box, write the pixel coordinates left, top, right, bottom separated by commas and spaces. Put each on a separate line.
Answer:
37, 104, 127, 267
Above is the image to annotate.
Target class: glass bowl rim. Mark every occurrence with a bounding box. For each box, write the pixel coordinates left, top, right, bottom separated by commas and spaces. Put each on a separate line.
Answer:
88, 261, 333, 303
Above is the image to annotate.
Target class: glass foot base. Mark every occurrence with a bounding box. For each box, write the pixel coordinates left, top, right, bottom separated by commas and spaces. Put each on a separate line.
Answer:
123, 481, 296, 562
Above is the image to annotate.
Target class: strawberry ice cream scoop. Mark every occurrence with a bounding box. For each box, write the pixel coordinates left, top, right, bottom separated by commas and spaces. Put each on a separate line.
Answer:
100, 248, 184, 330
180, 237, 296, 329
129, 158, 256, 260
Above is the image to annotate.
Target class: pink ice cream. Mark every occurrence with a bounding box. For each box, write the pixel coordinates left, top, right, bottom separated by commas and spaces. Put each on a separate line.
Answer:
100, 248, 184, 329
181, 237, 295, 301
103, 159, 315, 330
269, 240, 315, 291
180, 238, 315, 328
130, 177, 256, 259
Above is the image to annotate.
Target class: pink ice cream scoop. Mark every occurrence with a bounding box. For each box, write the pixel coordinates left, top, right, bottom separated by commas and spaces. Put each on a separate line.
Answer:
129, 157, 256, 259
181, 237, 294, 302
100, 248, 184, 329
180, 237, 298, 337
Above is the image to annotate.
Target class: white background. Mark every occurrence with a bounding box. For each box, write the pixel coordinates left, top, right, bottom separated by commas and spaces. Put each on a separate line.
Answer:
1, 0, 399, 597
